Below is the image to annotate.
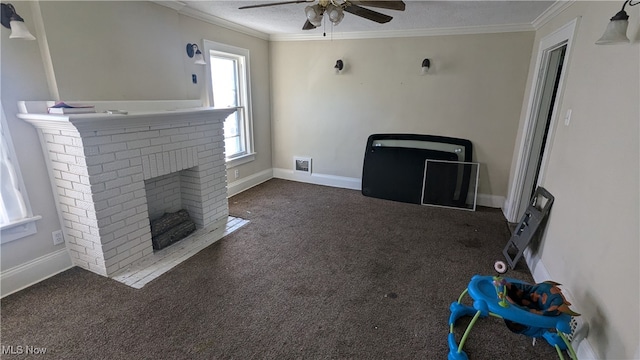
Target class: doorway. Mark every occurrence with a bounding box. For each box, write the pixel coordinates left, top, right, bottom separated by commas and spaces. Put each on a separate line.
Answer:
516, 44, 567, 218
506, 18, 578, 223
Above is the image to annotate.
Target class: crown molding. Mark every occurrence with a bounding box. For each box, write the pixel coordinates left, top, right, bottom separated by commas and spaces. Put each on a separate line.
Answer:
532, 0, 575, 30
269, 23, 535, 42
150, 0, 186, 12
150, 0, 570, 43
150, 0, 270, 41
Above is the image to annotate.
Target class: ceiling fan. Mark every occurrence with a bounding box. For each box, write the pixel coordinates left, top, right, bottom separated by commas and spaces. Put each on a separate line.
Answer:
239, 0, 406, 30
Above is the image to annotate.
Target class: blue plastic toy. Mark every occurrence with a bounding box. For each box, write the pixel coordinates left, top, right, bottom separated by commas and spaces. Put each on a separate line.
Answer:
448, 275, 578, 360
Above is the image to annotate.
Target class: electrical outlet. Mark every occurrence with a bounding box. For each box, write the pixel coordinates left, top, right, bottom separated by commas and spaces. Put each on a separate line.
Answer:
234, 169, 239, 179
52, 230, 64, 245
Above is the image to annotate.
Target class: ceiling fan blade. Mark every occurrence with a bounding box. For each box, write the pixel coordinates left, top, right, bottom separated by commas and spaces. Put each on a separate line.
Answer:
239, 0, 312, 10
302, 19, 317, 30
349, 1, 405, 11
343, 4, 393, 24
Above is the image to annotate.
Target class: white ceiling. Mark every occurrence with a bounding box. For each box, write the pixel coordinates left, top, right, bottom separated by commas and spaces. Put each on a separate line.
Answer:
176, 1, 558, 38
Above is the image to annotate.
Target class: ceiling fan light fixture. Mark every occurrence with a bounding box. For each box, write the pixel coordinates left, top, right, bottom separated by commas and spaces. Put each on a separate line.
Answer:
326, 4, 344, 26
305, 4, 323, 27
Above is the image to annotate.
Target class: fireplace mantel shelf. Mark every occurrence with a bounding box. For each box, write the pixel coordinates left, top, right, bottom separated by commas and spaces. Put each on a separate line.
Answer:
18, 107, 236, 132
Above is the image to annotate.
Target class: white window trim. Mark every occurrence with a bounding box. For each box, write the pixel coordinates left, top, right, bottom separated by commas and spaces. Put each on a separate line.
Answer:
0, 104, 40, 244
202, 40, 255, 167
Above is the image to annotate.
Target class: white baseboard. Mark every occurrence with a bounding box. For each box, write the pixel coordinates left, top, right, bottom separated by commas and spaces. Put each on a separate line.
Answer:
1, 248, 73, 298
227, 168, 273, 197
476, 194, 505, 209
273, 168, 503, 209
272, 168, 361, 190
523, 249, 597, 359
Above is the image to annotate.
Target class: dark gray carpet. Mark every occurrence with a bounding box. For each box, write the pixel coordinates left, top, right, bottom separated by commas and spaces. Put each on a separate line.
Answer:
1, 179, 559, 359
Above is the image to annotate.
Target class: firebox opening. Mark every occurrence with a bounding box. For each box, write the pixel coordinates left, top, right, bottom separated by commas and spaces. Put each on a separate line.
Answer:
145, 169, 199, 251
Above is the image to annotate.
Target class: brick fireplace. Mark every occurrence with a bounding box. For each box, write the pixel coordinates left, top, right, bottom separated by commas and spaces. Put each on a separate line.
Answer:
18, 101, 235, 278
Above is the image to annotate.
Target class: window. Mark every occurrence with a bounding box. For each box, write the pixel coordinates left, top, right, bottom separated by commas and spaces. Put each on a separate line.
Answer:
0, 104, 41, 243
203, 40, 254, 167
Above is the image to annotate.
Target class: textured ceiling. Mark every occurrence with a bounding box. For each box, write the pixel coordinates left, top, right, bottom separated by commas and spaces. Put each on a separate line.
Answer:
181, 1, 557, 36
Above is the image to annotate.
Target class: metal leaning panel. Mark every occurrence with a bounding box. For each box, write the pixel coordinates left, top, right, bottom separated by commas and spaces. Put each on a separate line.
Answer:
503, 187, 555, 269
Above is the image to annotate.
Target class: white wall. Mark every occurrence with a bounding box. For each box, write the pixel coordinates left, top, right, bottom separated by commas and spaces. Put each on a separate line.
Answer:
508, 2, 639, 358
0, 1, 272, 295
269, 32, 534, 199
1, 2, 69, 277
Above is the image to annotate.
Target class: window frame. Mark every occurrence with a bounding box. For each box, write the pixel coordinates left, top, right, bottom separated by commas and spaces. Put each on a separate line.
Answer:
202, 40, 255, 168
0, 104, 41, 244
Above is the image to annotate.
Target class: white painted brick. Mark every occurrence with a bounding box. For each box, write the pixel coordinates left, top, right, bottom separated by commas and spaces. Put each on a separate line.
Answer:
57, 196, 76, 207
163, 153, 172, 174
87, 210, 98, 221
74, 237, 96, 250
98, 142, 128, 154
124, 126, 150, 133
72, 223, 91, 235
47, 143, 66, 153
110, 133, 141, 142
110, 208, 137, 223
159, 128, 181, 137
72, 182, 92, 194
119, 181, 144, 195
53, 135, 74, 145
150, 136, 171, 146
64, 188, 84, 200
105, 251, 130, 268
102, 159, 131, 172
127, 227, 150, 242
60, 130, 79, 137
83, 135, 113, 146
119, 251, 144, 269
141, 145, 163, 156
75, 199, 95, 211
149, 124, 172, 130
87, 164, 103, 175
51, 161, 69, 172
170, 134, 189, 143
64, 227, 83, 240
83, 146, 100, 156
127, 139, 151, 149
101, 235, 128, 252
124, 212, 148, 227
122, 197, 147, 211
133, 189, 146, 199
83, 233, 101, 243
98, 204, 123, 219
55, 178, 73, 189
103, 248, 118, 261
64, 145, 85, 157
115, 149, 141, 160
115, 237, 139, 254
67, 243, 87, 255
86, 153, 115, 166
92, 188, 120, 202
105, 177, 132, 190
107, 193, 135, 207
142, 156, 151, 179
